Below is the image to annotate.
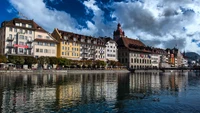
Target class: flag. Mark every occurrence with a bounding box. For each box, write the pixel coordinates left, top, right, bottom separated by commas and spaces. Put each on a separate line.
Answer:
148, 54, 151, 58
140, 54, 144, 58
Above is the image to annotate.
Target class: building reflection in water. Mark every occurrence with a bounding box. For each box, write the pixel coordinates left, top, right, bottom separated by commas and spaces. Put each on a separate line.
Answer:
0, 72, 189, 112
129, 72, 188, 95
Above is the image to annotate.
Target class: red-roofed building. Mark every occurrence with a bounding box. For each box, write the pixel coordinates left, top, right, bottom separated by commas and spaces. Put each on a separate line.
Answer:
0, 18, 58, 58
114, 24, 152, 69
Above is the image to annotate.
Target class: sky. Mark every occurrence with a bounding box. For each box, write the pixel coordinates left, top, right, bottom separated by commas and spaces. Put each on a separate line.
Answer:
1, 0, 200, 54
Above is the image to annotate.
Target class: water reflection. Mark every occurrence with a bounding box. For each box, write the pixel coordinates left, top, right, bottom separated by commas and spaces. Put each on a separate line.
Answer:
0, 71, 199, 112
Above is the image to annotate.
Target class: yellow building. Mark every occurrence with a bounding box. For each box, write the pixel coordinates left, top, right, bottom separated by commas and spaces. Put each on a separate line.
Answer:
52, 28, 80, 60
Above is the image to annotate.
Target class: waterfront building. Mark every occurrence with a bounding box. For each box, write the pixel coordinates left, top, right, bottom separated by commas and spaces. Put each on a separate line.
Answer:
52, 28, 80, 60
100, 37, 118, 61
151, 48, 168, 68
166, 48, 183, 67
52, 28, 106, 61
182, 52, 188, 67
0, 18, 57, 57
114, 24, 152, 69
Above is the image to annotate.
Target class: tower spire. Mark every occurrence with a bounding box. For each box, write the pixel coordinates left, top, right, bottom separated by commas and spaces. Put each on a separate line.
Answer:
113, 23, 125, 41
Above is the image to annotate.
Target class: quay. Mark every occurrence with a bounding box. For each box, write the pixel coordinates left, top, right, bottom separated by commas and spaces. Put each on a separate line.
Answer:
129, 67, 200, 73
0, 69, 130, 74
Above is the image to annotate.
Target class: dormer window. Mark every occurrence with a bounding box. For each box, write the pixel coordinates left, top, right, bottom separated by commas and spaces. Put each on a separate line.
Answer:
22, 23, 26, 27
15, 23, 20, 26
38, 35, 42, 38
81, 39, 84, 42
73, 37, 77, 41
28, 24, 32, 28
46, 36, 50, 39
64, 36, 68, 40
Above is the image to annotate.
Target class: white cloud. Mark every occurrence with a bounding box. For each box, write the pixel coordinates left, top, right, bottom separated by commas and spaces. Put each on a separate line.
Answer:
110, 0, 200, 53
8, 0, 98, 36
8, 0, 200, 54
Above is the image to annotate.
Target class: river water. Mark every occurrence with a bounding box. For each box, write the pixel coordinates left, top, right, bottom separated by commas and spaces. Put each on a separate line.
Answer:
0, 71, 200, 113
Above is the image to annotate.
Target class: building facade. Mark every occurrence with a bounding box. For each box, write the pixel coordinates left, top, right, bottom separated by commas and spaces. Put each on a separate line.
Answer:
101, 37, 118, 61
0, 18, 57, 57
52, 28, 106, 61
114, 24, 152, 69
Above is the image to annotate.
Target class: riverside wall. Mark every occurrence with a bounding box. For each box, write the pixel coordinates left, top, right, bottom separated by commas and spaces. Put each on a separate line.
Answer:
0, 69, 130, 74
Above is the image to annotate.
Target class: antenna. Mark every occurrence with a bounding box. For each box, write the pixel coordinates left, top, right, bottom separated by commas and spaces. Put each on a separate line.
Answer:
18, 12, 29, 20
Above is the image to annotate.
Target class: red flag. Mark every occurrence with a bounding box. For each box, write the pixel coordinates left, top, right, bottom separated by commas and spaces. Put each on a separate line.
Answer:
140, 54, 144, 58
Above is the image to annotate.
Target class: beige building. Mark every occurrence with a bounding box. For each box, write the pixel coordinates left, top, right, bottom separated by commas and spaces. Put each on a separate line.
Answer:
114, 24, 152, 69
52, 28, 106, 61
0, 18, 57, 57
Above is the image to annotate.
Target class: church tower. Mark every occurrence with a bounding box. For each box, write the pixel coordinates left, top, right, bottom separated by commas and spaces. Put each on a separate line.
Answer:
113, 23, 125, 41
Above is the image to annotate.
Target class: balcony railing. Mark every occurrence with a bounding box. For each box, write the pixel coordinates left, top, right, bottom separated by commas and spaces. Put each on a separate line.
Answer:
7, 37, 14, 41
6, 44, 14, 48
27, 40, 33, 43
27, 46, 33, 49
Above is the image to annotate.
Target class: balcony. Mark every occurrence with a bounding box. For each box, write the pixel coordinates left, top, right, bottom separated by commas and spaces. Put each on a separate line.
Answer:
83, 50, 90, 53
27, 46, 33, 49
27, 39, 33, 43
91, 47, 95, 50
6, 44, 14, 48
7, 37, 14, 41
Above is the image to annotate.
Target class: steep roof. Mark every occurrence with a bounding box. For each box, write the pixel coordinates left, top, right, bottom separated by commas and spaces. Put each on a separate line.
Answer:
2, 18, 47, 33
57, 29, 105, 46
117, 37, 151, 53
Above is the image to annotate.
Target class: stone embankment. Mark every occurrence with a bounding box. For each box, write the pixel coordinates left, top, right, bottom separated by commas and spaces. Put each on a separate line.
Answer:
0, 69, 130, 74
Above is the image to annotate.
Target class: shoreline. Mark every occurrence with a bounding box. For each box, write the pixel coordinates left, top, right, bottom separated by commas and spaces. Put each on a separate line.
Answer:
0, 69, 130, 74
0, 68, 192, 74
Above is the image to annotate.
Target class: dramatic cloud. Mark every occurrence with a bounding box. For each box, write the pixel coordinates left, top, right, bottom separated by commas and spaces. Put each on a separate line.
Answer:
8, 0, 200, 54
110, 0, 200, 53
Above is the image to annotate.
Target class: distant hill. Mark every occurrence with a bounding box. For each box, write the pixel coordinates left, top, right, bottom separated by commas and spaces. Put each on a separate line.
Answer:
185, 52, 200, 61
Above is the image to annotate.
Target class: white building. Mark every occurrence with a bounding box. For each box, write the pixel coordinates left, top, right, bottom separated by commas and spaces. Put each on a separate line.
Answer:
101, 37, 118, 61
0, 18, 57, 57
151, 48, 168, 68
182, 57, 188, 67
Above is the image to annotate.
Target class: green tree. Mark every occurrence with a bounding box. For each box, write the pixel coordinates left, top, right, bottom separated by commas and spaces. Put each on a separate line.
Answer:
16, 56, 25, 65
24, 56, 37, 68
0, 55, 7, 63
96, 60, 106, 68
49, 57, 58, 65
58, 58, 71, 67
37, 56, 50, 65
8, 56, 17, 64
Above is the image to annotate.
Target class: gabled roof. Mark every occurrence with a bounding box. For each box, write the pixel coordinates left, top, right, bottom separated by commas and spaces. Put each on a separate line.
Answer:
56, 29, 105, 46
99, 37, 116, 43
117, 37, 151, 53
1, 18, 47, 33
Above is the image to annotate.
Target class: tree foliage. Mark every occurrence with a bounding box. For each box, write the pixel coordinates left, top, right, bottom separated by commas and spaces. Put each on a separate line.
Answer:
8, 56, 24, 65
0, 55, 7, 63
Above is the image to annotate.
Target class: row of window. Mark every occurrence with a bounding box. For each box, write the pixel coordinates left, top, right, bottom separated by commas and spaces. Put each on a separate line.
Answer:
106, 45, 116, 48
62, 52, 79, 56
36, 48, 55, 54
9, 27, 32, 34
8, 48, 31, 54
8, 34, 32, 40
62, 41, 78, 46
15, 23, 32, 28
131, 58, 152, 64
107, 49, 116, 52
37, 42, 55, 46
62, 46, 79, 51
37, 35, 50, 39
107, 54, 116, 57
81, 44, 104, 49
80, 54, 105, 59
130, 65, 153, 69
